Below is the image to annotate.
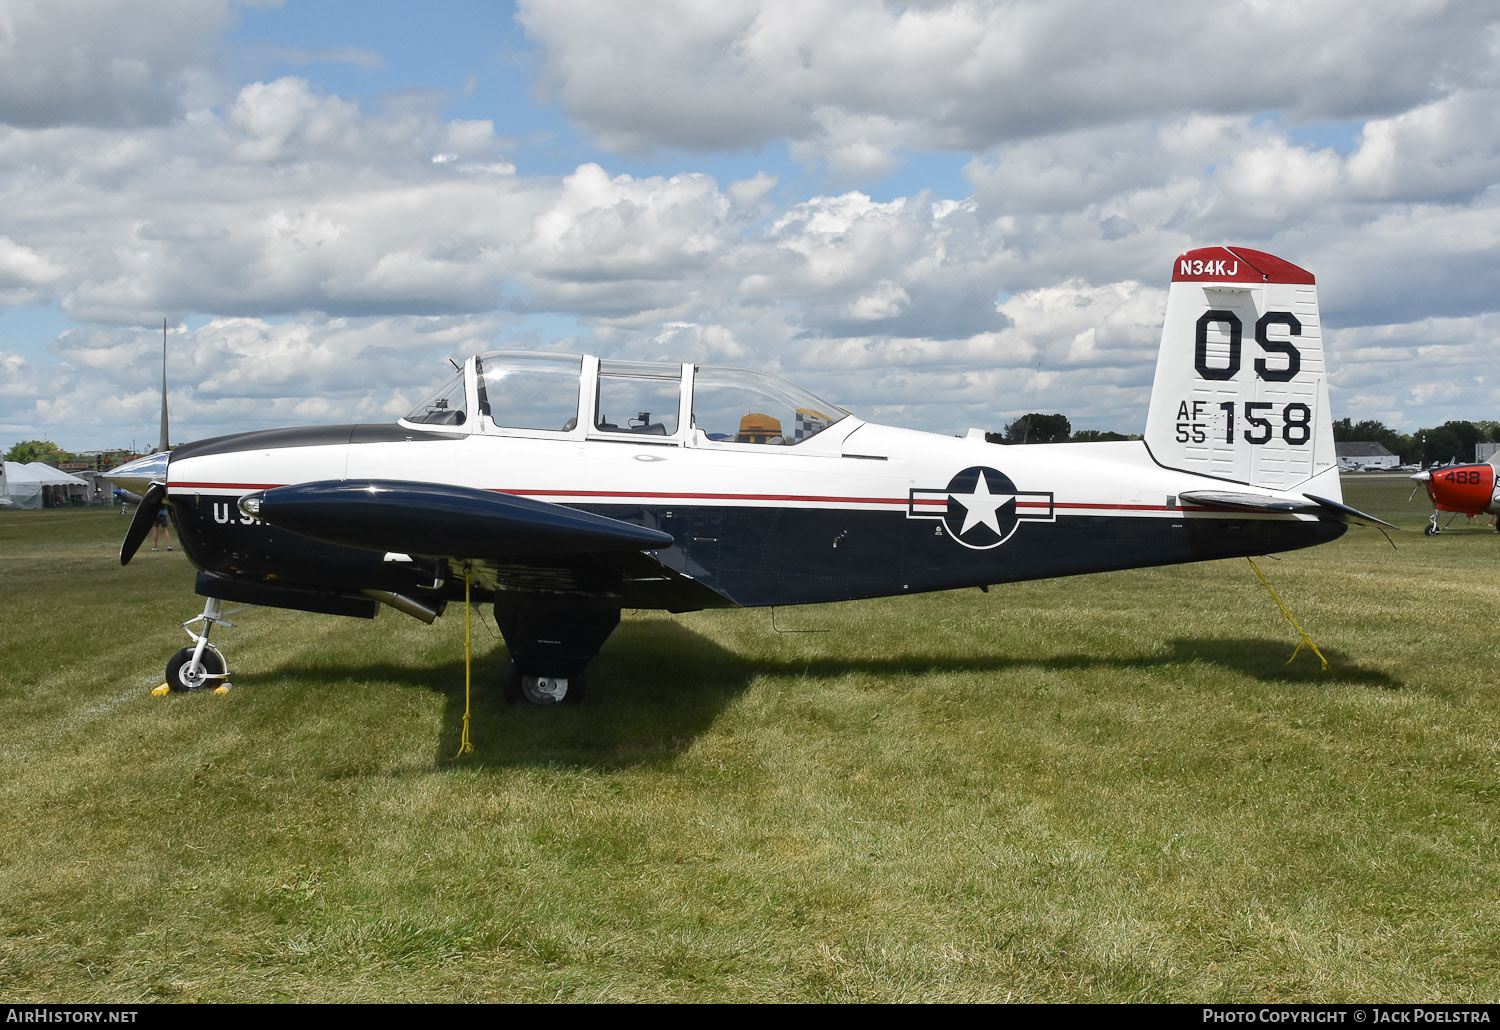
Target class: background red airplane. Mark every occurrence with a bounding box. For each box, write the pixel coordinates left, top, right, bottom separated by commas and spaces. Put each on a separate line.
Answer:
1410, 462, 1500, 534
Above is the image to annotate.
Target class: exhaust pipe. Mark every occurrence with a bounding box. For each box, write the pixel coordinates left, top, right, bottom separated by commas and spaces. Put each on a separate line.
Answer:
362, 590, 445, 624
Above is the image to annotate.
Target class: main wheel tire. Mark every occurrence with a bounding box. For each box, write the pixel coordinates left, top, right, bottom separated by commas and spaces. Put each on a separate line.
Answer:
1425, 523, 1440, 536
165, 646, 225, 692
499, 658, 585, 706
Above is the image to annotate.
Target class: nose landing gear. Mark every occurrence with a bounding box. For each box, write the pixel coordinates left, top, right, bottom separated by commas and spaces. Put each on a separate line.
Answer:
1425, 511, 1459, 536
157, 597, 235, 694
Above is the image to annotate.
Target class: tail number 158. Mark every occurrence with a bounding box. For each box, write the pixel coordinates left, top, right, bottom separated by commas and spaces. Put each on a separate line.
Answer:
1173, 400, 1312, 445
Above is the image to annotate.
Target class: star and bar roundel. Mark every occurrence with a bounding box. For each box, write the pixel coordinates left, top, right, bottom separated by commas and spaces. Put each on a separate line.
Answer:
907, 466, 1055, 549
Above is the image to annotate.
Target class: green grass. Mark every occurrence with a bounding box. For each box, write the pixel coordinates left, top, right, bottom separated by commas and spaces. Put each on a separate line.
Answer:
1, 479, 1498, 1002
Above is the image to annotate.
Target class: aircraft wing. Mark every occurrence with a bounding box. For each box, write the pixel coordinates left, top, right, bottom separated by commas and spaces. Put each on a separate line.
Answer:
240, 479, 731, 609
1180, 489, 1395, 528
242, 479, 673, 556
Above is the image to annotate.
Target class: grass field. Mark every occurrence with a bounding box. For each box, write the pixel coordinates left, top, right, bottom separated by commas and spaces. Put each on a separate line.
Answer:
1, 477, 1497, 1002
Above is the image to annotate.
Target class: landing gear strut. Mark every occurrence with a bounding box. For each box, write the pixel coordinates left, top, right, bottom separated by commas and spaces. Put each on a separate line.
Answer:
162, 597, 233, 692
1425, 511, 1458, 536
492, 594, 619, 706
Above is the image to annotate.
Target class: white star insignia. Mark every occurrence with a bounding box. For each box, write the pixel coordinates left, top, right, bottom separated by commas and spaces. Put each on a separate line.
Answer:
950, 475, 1015, 537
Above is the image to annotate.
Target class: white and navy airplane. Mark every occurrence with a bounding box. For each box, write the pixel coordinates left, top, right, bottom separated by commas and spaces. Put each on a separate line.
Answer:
110, 246, 1382, 703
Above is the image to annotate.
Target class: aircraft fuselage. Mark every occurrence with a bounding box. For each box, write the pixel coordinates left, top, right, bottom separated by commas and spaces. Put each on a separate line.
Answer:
163, 418, 1345, 615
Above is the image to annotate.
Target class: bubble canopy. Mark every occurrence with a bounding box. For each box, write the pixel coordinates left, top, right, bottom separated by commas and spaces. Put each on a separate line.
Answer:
402, 352, 849, 447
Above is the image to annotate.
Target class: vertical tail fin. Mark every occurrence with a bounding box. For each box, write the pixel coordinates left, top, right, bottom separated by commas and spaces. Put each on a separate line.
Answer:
1144, 246, 1337, 496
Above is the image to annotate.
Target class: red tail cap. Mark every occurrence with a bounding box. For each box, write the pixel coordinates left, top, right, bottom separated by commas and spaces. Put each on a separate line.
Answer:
1172, 246, 1315, 285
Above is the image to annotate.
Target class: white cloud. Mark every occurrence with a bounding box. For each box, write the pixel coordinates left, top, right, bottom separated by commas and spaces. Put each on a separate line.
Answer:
1, 1, 1499, 450
1346, 89, 1500, 202
0, 235, 62, 302
519, 0, 1500, 171
0, 313, 506, 447
0, 0, 232, 128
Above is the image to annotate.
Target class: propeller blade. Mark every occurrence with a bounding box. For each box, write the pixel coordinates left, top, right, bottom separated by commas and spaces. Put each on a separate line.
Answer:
120, 482, 167, 566
1407, 470, 1430, 504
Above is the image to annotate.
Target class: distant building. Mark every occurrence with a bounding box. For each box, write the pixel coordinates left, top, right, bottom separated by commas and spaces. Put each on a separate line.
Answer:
1335, 442, 1398, 470
1478, 442, 1499, 465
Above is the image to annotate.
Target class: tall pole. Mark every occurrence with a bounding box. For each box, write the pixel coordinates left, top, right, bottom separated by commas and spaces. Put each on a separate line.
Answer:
159, 318, 169, 453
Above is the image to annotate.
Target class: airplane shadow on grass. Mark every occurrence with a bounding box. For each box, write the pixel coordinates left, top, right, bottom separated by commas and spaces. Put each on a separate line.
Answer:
264, 618, 1399, 773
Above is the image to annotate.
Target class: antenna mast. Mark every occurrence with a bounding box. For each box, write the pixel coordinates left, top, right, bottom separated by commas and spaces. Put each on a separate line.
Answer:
159, 317, 171, 449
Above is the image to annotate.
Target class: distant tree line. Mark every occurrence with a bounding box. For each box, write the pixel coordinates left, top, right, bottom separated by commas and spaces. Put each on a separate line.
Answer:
4, 440, 65, 463
1331, 418, 1500, 466
983, 413, 1140, 445
4, 440, 161, 468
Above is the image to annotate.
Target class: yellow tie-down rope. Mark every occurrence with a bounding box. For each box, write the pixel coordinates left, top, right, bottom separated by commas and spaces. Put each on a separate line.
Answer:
453, 565, 475, 759
1246, 557, 1328, 671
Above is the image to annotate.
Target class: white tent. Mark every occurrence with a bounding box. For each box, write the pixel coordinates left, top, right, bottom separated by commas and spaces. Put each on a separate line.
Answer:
1, 462, 89, 508
30, 463, 91, 505
26, 463, 86, 485
2, 461, 44, 509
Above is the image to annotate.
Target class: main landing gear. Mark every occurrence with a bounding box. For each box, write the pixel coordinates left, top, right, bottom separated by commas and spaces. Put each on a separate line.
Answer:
499, 659, 587, 706
492, 594, 620, 706
160, 597, 234, 693
152, 591, 621, 705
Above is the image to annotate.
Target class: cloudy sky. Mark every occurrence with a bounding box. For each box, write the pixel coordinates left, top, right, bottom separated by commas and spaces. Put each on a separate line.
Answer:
1, 0, 1497, 452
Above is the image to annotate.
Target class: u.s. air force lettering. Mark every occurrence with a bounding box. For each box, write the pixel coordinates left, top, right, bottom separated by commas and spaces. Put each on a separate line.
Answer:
907, 466, 1055, 549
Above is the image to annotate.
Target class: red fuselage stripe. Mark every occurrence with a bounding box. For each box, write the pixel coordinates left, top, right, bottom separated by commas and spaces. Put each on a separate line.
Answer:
169, 481, 1221, 514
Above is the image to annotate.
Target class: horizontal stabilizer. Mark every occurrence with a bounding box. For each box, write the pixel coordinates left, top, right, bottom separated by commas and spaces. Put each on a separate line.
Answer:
1179, 489, 1395, 528
1302, 493, 1397, 529
241, 479, 675, 558
1179, 489, 1323, 515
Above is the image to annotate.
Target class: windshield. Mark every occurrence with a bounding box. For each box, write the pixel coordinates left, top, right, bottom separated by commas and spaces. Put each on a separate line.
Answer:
403, 367, 467, 426
478, 352, 583, 432
691, 365, 847, 444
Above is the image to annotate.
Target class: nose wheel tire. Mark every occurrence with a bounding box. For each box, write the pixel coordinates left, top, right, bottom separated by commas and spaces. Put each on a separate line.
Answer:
165, 646, 226, 692
500, 658, 585, 706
